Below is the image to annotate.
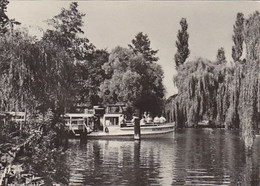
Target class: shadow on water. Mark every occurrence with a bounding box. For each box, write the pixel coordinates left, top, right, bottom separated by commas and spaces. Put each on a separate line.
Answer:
56, 129, 260, 185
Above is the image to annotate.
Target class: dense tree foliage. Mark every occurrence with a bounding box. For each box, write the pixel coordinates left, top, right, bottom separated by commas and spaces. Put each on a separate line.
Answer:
169, 58, 233, 128
0, 2, 101, 116
0, 1, 166, 119
44, 2, 94, 60
166, 11, 260, 149
0, 3, 101, 184
174, 18, 190, 67
0, 0, 10, 34
216, 47, 227, 64
41, 2, 96, 114
0, 0, 20, 35
0, 28, 35, 112
239, 11, 260, 149
99, 46, 165, 116
76, 49, 109, 106
128, 32, 158, 62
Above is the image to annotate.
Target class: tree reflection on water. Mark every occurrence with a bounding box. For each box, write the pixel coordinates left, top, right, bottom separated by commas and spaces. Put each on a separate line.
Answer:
62, 129, 260, 185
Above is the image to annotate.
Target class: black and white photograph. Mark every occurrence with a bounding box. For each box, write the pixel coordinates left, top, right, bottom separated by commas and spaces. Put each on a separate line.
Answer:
0, 0, 260, 185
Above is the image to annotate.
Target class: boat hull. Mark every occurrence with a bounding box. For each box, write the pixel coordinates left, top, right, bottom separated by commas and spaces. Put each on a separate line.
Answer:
86, 123, 175, 139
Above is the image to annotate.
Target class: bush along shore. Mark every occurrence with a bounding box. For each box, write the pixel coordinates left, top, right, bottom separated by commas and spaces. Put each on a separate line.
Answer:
166, 12, 260, 151
0, 111, 69, 185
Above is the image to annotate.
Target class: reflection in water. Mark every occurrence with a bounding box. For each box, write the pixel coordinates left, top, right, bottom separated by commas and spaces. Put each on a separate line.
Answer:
63, 129, 260, 185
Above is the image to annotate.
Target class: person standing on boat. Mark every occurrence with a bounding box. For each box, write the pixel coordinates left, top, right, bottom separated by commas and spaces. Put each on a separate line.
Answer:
143, 111, 148, 119
132, 110, 141, 140
140, 116, 146, 125
94, 114, 100, 131
145, 112, 153, 123
120, 115, 127, 127
86, 117, 93, 131
142, 112, 148, 124
131, 110, 140, 124
131, 115, 139, 124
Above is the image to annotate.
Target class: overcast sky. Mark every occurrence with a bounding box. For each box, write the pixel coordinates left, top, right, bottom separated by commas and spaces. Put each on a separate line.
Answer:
7, 1, 260, 98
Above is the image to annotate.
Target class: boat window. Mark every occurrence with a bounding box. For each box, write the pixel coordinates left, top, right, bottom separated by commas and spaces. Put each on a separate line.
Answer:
71, 117, 83, 119
71, 120, 84, 125
105, 117, 119, 125
15, 116, 24, 119
106, 106, 124, 114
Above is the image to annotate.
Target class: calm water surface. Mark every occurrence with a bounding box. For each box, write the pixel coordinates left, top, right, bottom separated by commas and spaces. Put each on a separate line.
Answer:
64, 129, 260, 185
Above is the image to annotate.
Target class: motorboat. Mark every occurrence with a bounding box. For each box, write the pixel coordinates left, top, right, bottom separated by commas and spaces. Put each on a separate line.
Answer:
64, 104, 175, 139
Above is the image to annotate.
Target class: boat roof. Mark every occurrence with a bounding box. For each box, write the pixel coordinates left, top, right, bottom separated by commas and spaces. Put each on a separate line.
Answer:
5, 112, 25, 116
104, 113, 123, 117
106, 104, 126, 107
64, 113, 94, 117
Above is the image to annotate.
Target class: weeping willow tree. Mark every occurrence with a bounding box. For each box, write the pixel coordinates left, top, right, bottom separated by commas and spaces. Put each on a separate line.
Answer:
239, 11, 260, 150
167, 11, 260, 149
0, 2, 95, 116
0, 26, 76, 116
170, 58, 233, 128
0, 28, 34, 112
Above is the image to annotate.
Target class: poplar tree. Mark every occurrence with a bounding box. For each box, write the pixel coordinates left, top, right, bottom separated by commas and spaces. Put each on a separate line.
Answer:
232, 12, 244, 62
174, 18, 190, 67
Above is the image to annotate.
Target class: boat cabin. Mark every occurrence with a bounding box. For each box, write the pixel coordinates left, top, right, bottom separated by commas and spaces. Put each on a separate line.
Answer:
104, 104, 125, 122
63, 113, 94, 134
64, 104, 129, 134
5, 112, 26, 123
102, 104, 127, 132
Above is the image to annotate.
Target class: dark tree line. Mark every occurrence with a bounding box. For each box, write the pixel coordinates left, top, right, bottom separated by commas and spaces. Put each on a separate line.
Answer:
167, 12, 260, 149
0, 2, 166, 184
0, 2, 165, 118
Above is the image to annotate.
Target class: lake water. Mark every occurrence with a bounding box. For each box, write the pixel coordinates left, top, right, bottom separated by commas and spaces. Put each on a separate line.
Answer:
64, 129, 260, 185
